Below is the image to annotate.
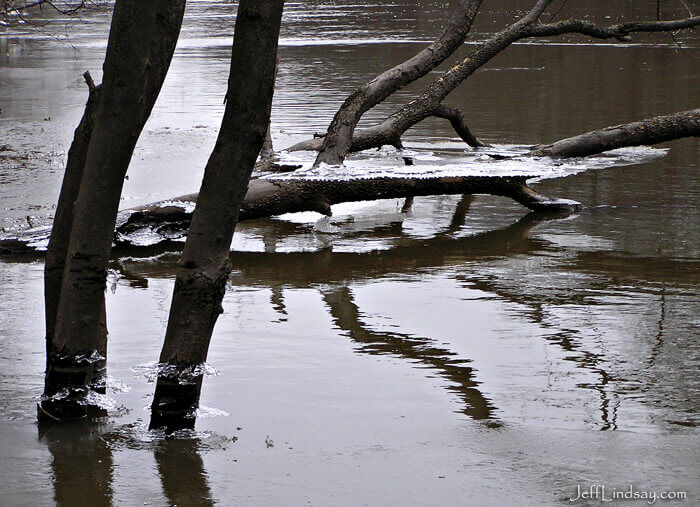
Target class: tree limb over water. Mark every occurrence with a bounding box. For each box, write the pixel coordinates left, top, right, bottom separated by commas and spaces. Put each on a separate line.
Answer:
290, 3, 699, 161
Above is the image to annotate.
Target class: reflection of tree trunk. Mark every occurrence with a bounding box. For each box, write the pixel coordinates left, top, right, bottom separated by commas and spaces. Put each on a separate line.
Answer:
40, 0, 186, 421
322, 287, 496, 420
154, 439, 215, 506
313, 0, 482, 166
448, 194, 475, 232
150, 0, 284, 432
39, 421, 114, 506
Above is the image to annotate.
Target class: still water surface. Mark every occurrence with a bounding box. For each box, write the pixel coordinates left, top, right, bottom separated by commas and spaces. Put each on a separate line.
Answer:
0, 1, 698, 505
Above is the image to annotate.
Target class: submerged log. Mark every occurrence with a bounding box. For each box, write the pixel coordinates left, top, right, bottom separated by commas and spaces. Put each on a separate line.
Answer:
0, 174, 576, 256
116, 175, 578, 240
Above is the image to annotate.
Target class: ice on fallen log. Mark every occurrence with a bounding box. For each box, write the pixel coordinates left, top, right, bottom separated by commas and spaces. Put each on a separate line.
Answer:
0, 143, 669, 253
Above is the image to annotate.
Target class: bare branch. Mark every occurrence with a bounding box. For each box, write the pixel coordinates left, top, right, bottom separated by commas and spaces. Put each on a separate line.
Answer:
525, 16, 700, 42
531, 109, 700, 158
432, 104, 490, 148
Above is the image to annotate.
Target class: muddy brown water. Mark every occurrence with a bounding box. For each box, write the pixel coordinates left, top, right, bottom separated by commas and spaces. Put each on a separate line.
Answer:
0, 1, 698, 505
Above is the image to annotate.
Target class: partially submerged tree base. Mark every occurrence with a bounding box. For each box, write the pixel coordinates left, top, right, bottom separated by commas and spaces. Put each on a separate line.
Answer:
149, 374, 203, 432
37, 351, 108, 422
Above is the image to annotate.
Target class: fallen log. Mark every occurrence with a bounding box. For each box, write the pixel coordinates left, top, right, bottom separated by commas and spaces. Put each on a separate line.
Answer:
115, 175, 577, 240
531, 109, 700, 158
0, 174, 577, 255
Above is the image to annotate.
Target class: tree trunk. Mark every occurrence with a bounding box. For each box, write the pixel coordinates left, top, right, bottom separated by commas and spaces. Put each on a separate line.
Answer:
40, 0, 186, 422
531, 109, 700, 158
44, 73, 101, 372
313, 0, 482, 166
149, 0, 285, 432
3, 109, 697, 258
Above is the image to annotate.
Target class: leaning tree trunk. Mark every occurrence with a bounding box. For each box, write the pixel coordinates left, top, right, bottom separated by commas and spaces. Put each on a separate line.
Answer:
43, 73, 101, 372
346, 9, 700, 153
290, 3, 698, 157
150, 0, 285, 432
2, 109, 697, 258
39, 0, 186, 422
531, 109, 700, 158
313, 0, 482, 166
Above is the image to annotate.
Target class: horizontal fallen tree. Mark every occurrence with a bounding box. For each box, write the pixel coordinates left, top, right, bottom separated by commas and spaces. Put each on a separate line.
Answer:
0, 108, 697, 256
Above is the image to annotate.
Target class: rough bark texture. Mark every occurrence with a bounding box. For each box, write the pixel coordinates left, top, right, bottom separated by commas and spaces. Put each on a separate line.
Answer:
3, 106, 697, 260
43, 74, 102, 370
312, 0, 482, 166
115, 175, 578, 247
350, 11, 699, 153
40, 0, 186, 421
432, 104, 490, 148
150, 0, 285, 432
531, 109, 700, 158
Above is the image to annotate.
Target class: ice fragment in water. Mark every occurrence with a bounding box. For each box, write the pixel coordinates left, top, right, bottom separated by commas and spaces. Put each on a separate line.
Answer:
314, 215, 339, 234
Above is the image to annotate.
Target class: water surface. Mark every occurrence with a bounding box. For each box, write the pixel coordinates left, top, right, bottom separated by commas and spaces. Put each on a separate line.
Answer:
0, 1, 698, 505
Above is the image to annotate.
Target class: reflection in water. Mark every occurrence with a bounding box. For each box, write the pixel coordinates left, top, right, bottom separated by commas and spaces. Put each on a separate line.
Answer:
39, 420, 114, 507
322, 286, 496, 421
116, 208, 567, 428
154, 437, 215, 507
1, 0, 697, 502
41, 419, 216, 506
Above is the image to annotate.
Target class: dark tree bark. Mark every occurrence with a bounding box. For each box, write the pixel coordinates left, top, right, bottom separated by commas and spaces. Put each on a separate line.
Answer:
39, 0, 186, 421
43, 73, 101, 373
312, 0, 482, 166
290, 2, 698, 158
149, 0, 285, 432
115, 176, 578, 248
531, 109, 700, 158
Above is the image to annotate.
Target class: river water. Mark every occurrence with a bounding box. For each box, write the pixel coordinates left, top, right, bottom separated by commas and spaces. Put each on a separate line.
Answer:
0, 1, 698, 505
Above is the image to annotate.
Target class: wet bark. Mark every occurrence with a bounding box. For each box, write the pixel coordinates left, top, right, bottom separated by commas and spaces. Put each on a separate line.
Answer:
40, 0, 186, 421
116, 175, 578, 246
312, 0, 482, 166
44, 73, 102, 371
290, 4, 698, 157
432, 104, 490, 148
149, 0, 285, 432
531, 109, 700, 158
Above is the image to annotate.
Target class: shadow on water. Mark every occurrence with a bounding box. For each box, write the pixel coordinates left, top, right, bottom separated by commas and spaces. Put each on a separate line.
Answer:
39, 419, 216, 506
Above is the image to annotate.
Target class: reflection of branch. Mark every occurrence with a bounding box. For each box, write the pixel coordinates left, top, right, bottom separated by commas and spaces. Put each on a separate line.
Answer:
465, 282, 619, 430
322, 286, 497, 421
113, 210, 559, 286
648, 287, 666, 367
154, 438, 215, 507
